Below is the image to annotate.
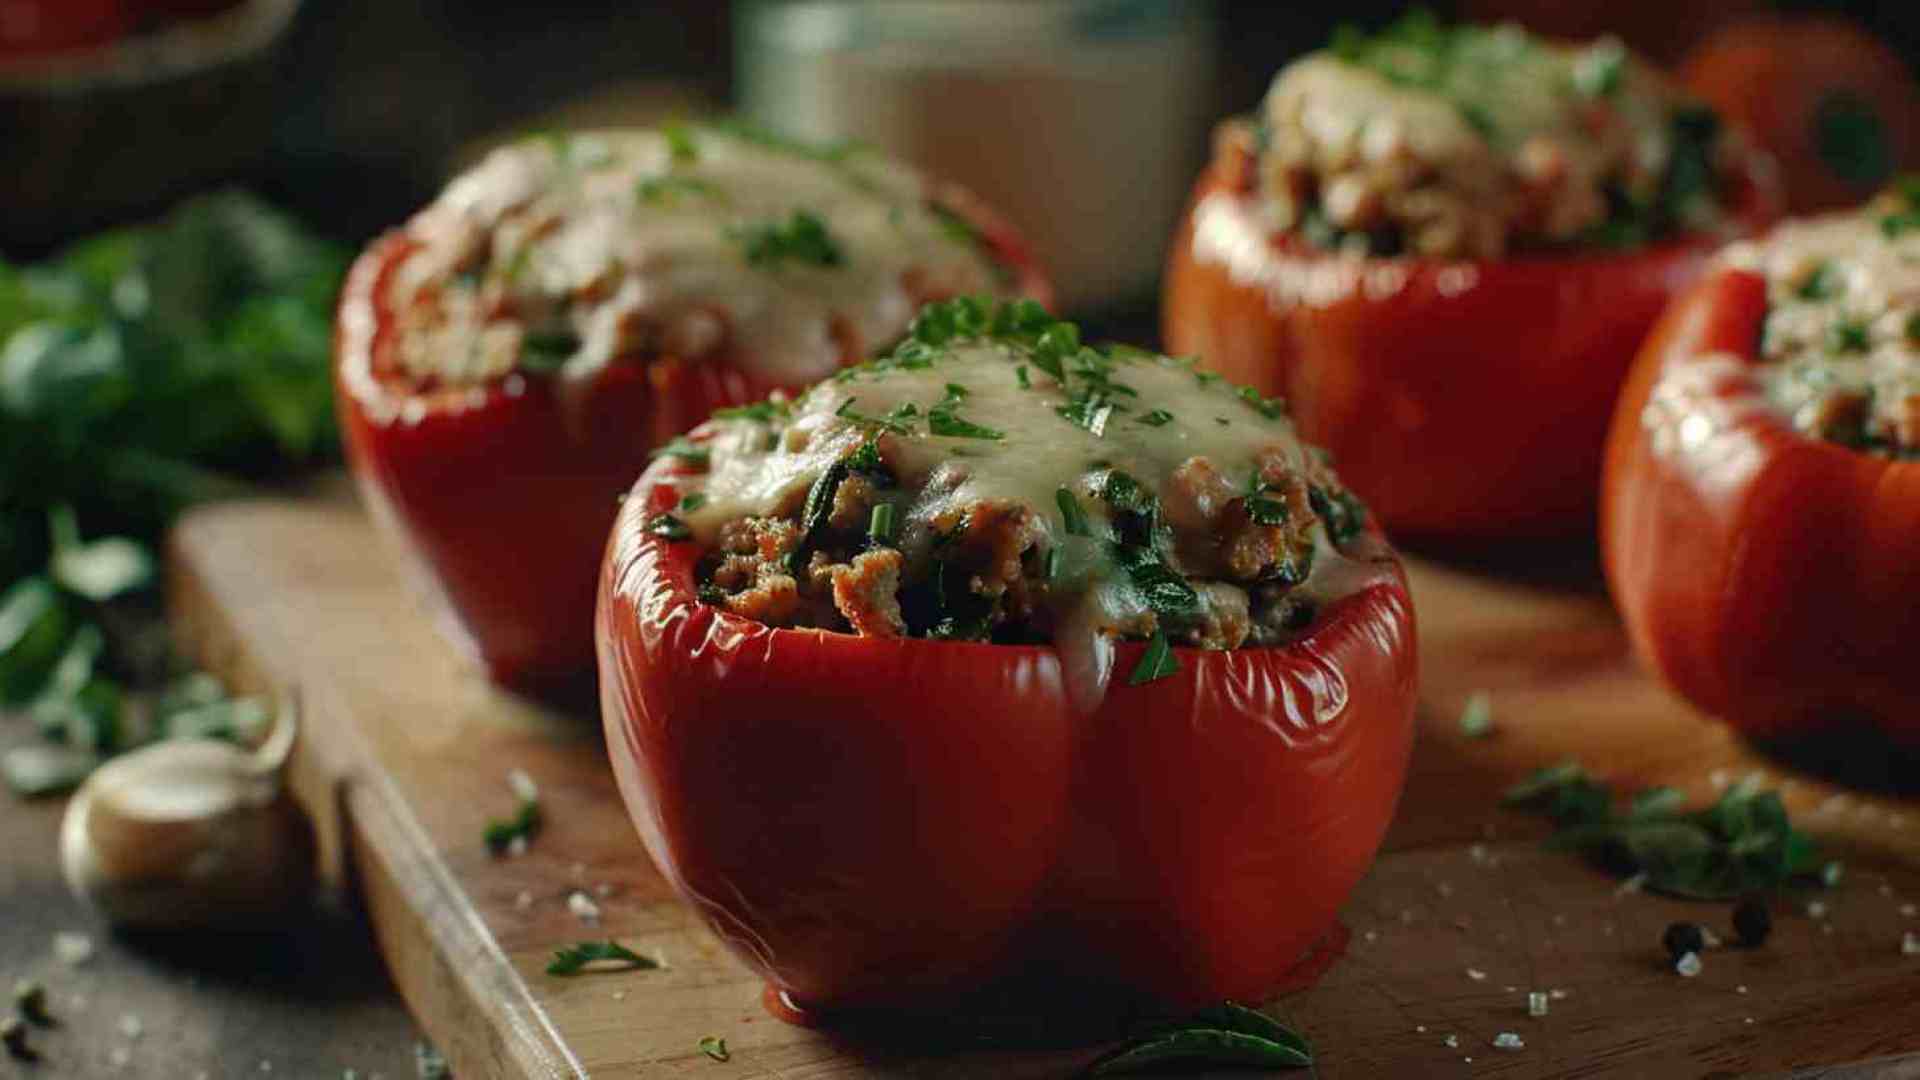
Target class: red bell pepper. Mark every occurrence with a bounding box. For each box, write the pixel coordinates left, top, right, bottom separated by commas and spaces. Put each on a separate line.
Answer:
1162, 142, 1778, 546
336, 194, 1048, 694
1603, 266, 1920, 746
595, 453, 1418, 1014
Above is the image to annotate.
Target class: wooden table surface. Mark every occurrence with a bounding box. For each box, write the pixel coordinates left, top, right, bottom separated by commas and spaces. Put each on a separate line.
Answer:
0, 729, 422, 1077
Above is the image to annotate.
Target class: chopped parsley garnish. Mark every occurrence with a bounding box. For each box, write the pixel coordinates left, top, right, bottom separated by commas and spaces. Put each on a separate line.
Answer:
1570, 38, 1626, 98
835, 397, 917, 435
1458, 691, 1494, 738
1827, 318, 1872, 354
1136, 409, 1174, 426
1245, 496, 1289, 527
483, 798, 540, 856
733, 210, 843, 269
637, 175, 720, 205
927, 383, 1004, 439
519, 329, 579, 373
1014, 365, 1030, 389
1056, 488, 1092, 537
1089, 1002, 1312, 1075
703, 117, 863, 165
1309, 485, 1367, 545
698, 1036, 730, 1063
1503, 763, 1826, 899
713, 399, 790, 423
867, 503, 896, 544
787, 454, 857, 574
651, 438, 710, 465
645, 514, 692, 541
1797, 261, 1839, 301
1127, 630, 1180, 686
545, 941, 658, 976
1236, 386, 1285, 420
662, 124, 699, 165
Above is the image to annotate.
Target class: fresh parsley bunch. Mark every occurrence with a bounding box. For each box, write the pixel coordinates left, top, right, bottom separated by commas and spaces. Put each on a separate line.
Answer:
1505, 762, 1829, 900
0, 191, 347, 795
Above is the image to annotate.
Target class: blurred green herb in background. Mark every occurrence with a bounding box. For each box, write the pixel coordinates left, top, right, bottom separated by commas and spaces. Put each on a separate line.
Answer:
0, 190, 346, 796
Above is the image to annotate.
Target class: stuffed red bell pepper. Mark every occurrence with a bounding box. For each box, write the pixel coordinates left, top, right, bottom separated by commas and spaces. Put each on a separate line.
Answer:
1163, 14, 1778, 544
597, 297, 1417, 1014
336, 125, 1048, 691
1604, 181, 1920, 746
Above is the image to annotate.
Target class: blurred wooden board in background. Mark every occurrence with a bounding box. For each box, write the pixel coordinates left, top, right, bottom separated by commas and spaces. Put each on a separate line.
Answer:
167, 479, 1920, 1078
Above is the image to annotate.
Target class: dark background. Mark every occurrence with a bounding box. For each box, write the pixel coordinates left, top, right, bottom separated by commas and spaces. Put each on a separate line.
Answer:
115, 0, 1920, 252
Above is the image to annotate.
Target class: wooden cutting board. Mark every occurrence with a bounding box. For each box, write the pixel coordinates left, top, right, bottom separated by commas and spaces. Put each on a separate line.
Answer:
166, 478, 1920, 1079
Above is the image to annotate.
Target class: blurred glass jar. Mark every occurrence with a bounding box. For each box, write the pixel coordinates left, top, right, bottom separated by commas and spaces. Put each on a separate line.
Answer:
737, 0, 1217, 314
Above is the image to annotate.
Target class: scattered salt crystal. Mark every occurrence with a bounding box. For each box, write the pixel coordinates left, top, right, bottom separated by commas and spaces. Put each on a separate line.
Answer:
1363, 930, 1379, 943
109, 1047, 132, 1069
1466, 968, 1488, 981
1744, 1017, 1755, 1025
260, 1060, 274, 1072
1551, 914, 1567, 927
1528, 991, 1548, 1017
1676, 952, 1703, 977
1902, 932, 1920, 956
1436, 882, 1455, 898
1549, 989, 1569, 1000
506, 836, 528, 858
1415, 1025, 1426, 1033
514, 891, 533, 911
1615, 873, 1647, 897
1701, 928, 1723, 948
119, 1014, 144, 1039
1709, 769, 1731, 790
1468, 843, 1490, 864
1493, 1032, 1525, 1050
567, 891, 601, 924
1903, 904, 1917, 918
1806, 900, 1828, 919
506, 768, 539, 804
1735, 985, 1748, 994
612, 990, 628, 1002
1503, 985, 1517, 993
594, 883, 614, 899
54, 932, 94, 966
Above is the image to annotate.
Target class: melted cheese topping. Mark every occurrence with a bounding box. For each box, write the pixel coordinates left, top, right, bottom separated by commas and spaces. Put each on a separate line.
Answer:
1728, 200, 1920, 453
672, 325, 1392, 710
385, 127, 1009, 387
1257, 25, 1727, 257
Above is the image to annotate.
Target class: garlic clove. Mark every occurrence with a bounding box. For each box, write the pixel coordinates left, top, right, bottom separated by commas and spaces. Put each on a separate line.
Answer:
60, 700, 315, 928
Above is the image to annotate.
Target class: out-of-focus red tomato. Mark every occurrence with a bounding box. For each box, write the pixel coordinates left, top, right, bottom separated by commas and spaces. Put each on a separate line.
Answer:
596, 453, 1418, 1014
337, 197, 1050, 695
1162, 142, 1778, 547
123, 0, 244, 23
0, 0, 127, 57
1682, 16, 1920, 214
1603, 267, 1920, 747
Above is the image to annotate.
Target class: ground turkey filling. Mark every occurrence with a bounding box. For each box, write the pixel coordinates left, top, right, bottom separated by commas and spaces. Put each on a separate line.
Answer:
653, 299, 1375, 660
1221, 13, 1746, 259
1734, 182, 1920, 457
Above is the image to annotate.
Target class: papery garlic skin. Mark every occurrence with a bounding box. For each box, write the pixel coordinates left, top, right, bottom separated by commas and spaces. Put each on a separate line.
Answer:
60, 733, 315, 928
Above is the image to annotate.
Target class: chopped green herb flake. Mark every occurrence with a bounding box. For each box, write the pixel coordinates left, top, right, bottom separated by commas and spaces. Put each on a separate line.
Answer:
1571, 38, 1626, 98
1127, 630, 1180, 686
698, 1035, 730, 1063
928, 382, 1004, 439
484, 798, 540, 856
546, 941, 658, 976
663, 125, 699, 164
520, 328, 579, 373
1827, 318, 1871, 354
713, 399, 788, 423
637, 175, 720, 205
1136, 409, 1174, 426
651, 438, 710, 465
1056, 488, 1092, 537
1458, 691, 1494, 738
868, 502, 896, 544
1014, 365, 1030, 389
1797, 261, 1839, 301
1245, 496, 1289, 527
677, 493, 707, 513
733, 211, 844, 269
1504, 761, 1825, 899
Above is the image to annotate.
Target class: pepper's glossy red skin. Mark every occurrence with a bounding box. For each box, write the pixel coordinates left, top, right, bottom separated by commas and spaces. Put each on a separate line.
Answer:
1603, 267, 1920, 746
1163, 159, 1779, 546
597, 457, 1418, 1014
337, 202, 1049, 693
